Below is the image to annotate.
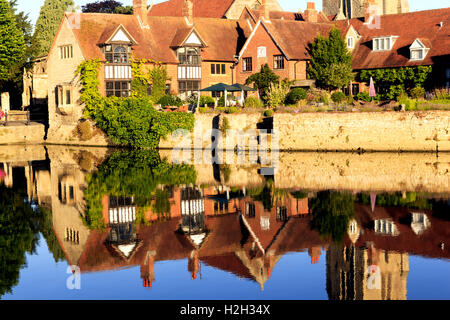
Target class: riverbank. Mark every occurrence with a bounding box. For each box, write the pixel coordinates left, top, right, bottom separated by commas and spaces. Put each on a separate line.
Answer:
3, 110, 450, 152
160, 111, 450, 152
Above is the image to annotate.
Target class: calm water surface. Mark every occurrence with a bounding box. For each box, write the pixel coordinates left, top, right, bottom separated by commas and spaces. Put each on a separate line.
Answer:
0, 146, 449, 300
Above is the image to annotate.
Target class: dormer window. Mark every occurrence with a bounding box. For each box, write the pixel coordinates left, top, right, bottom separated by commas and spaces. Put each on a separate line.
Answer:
409, 39, 429, 61
105, 44, 130, 64
373, 36, 397, 51
347, 36, 355, 49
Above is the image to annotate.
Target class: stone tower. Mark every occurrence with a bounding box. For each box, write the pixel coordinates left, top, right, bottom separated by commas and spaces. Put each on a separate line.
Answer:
323, 0, 409, 19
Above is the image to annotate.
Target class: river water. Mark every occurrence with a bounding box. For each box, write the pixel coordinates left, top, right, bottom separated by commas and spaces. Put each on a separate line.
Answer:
0, 145, 449, 300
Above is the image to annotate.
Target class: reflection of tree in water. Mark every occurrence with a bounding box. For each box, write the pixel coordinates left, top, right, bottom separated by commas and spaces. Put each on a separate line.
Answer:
0, 185, 40, 298
152, 188, 172, 220
83, 150, 197, 230
310, 191, 355, 243
37, 207, 66, 263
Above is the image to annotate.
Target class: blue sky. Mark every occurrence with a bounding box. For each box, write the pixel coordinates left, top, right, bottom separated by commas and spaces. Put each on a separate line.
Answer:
16, 0, 450, 26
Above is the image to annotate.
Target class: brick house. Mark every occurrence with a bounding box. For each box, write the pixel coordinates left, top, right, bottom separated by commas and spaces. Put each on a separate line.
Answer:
44, 0, 450, 139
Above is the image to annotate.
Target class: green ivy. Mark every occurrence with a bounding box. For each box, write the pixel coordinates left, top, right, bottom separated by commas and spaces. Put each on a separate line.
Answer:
76, 59, 194, 148
358, 66, 433, 100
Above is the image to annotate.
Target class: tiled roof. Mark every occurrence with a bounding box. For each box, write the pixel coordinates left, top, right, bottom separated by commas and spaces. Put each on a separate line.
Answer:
68, 13, 251, 63
260, 20, 333, 60
148, 0, 234, 18
337, 8, 450, 70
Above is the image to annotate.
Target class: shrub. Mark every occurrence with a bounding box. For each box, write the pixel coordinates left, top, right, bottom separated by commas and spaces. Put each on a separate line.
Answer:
215, 107, 227, 112
397, 92, 417, 110
307, 88, 329, 104
198, 107, 209, 113
244, 96, 264, 108
331, 91, 346, 104
158, 94, 183, 107
356, 92, 371, 102
285, 88, 307, 105
77, 120, 93, 141
410, 87, 425, 100
220, 117, 231, 136
226, 106, 238, 114
433, 88, 450, 100
264, 109, 274, 117
266, 80, 291, 108
200, 95, 215, 107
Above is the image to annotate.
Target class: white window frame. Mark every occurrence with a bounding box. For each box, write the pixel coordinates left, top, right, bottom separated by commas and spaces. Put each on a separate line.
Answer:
347, 36, 355, 49
410, 49, 424, 61
373, 36, 396, 51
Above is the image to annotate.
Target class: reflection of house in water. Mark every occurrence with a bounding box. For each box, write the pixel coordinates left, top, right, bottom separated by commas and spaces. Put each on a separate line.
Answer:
65, 185, 318, 290
326, 202, 450, 300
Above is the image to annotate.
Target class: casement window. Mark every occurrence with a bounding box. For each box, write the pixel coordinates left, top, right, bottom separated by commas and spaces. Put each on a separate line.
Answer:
106, 81, 131, 97
347, 36, 355, 49
105, 44, 130, 64
59, 45, 73, 59
242, 57, 253, 72
410, 49, 424, 60
178, 80, 200, 93
211, 63, 226, 75
55, 85, 73, 107
65, 228, 80, 244
273, 55, 285, 70
276, 206, 288, 221
373, 36, 396, 51
374, 219, 399, 236
178, 47, 201, 66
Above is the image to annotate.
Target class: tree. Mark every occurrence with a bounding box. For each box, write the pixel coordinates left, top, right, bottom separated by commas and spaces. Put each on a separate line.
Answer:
0, 1, 31, 107
310, 191, 355, 243
0, 0, 25, 83
32, 0, 74, 57
82, 0, 132, 14
245, 64, 280, 103
0, 184, 41, 298
309, 28, 354, 91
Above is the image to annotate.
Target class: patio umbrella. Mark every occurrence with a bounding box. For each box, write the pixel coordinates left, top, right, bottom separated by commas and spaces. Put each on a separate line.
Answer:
200, 83, 240, 107
232, 83, 256, 106
369, 77, 376, 100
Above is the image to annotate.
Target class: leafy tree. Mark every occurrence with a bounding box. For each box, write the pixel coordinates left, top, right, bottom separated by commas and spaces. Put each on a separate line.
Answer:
245, 64, 280, 103
0, 0, 25, 85
82, 0, 132, 14
309, 28, 354, 90
0, 184, 40, 298
32, 0, 74, 57
310, 191, 355, 243
0, 1, 31, 107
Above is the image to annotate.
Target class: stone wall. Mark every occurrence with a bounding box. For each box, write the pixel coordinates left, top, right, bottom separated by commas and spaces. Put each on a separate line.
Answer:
275, 111, 450, 152
0, 123, 45, 145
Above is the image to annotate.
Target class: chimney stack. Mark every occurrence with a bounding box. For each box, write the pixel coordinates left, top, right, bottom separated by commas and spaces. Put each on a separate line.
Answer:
133, 0, 149, 28
183, 0, 194, 26
259, 0, 270, 20
303, 2, 318, 23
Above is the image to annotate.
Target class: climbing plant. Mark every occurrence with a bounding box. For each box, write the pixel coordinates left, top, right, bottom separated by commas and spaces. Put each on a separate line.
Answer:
76, 59, 194, 148
357, 66, 433, 100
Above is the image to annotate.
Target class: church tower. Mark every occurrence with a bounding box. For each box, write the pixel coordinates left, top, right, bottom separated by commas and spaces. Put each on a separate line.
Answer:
323, 0, 409, 19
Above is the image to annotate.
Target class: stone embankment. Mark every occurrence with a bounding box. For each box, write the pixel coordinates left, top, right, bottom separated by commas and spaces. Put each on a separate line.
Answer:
161, 111, 450, 152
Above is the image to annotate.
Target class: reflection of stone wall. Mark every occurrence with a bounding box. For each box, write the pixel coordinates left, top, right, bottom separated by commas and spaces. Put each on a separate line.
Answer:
275, 111, 450, 152
275, 152, 450, 193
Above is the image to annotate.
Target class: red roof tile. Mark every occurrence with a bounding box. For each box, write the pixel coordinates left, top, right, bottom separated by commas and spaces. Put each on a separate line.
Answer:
149, 0, 234, 18
337, 8, 450, 69
68, 13, 251, 63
